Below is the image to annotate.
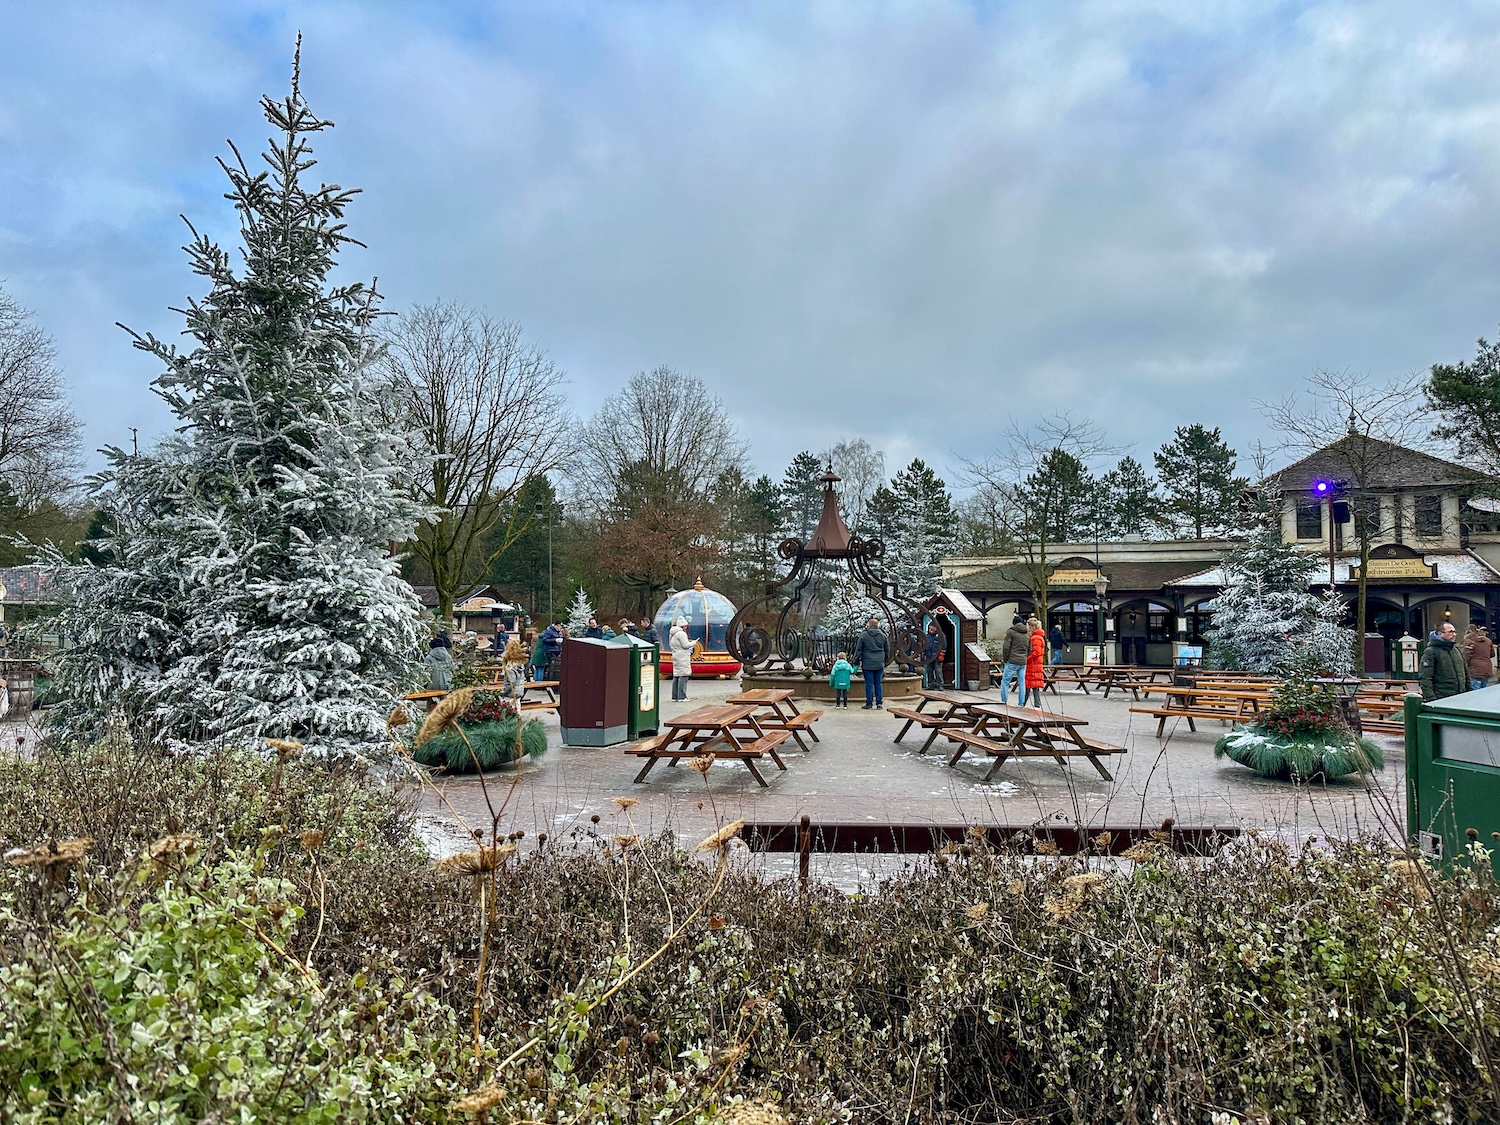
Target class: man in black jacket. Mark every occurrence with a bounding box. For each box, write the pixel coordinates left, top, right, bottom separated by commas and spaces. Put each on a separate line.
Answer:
853, 616, 890, 709
1420, 621, 1468, 701
923, 621, 948, 689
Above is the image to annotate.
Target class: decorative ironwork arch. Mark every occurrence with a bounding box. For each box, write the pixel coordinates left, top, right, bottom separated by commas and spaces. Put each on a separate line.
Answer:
725, 466, 923, 673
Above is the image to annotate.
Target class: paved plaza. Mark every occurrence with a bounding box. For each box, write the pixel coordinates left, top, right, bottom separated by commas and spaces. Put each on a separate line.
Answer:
412, 677, 1411, 874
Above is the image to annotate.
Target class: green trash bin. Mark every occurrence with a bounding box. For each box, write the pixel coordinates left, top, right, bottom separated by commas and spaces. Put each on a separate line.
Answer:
616, 634, 660, 738
1405, 685, 1500, 876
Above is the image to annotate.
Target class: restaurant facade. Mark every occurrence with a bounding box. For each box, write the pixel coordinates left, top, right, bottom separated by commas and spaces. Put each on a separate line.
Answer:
942, 438, 1500, 671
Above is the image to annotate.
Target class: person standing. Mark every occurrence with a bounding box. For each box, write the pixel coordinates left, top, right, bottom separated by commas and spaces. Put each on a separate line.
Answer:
424, 635, 454, 691
1048, 622, 1068, 667
1419, 621, 1468, 701
528, 630, 547, 683
998, 616, 1030, 706
828, 651, 854, 708
669, 616, 694, 701
1463, 624, 1494, 693
584, 617, 603, 639
495, 622, 510, 654
640, 618, 660, 645
922, 621, 947, 690
1024, 616, 1046, 708
500, 637, 528, 697
853, 616, 890, 709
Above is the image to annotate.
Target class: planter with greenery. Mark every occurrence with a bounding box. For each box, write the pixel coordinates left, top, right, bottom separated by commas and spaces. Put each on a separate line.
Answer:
410, 689, 547, 773
1215, 676, 1384, 780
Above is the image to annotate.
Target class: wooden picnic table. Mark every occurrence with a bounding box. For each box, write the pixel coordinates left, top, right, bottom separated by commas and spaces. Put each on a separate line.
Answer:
1087, 666, 1174, 700
625, 702, 792, 786
725, 688, 823, 751
957, 702, 1125, 781
892, 690, 1127, 780
1132, 684, 1270, 735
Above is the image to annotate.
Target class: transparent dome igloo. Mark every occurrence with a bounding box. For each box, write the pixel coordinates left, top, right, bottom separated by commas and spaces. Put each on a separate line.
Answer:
654, 579, 742, 678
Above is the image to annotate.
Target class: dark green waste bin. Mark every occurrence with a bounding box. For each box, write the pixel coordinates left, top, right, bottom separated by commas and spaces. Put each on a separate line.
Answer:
616, 634, 660, 738
1405, 685, 1500, 876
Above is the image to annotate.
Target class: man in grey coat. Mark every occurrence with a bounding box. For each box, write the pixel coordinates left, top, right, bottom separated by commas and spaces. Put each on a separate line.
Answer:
997, 616, 1031, 706
853, 616, 890, 709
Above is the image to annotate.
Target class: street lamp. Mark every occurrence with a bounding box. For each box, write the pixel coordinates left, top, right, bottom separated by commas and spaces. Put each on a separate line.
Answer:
1094, 573, 1109, 666
534, 503, 554, 623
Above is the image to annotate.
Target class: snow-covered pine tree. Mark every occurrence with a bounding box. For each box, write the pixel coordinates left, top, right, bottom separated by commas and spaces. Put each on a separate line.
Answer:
565, 585, 596, 635
1206, 519, 1355, 677
819, 577, 885, 637
44, 54, 426, 756
884, 459, 954, 599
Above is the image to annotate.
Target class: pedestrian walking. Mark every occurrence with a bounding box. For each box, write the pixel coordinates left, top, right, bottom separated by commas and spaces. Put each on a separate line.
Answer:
1463, 623, 1494, 693
669, 617, 694, 701
998, 616, 1030, 706
1048, 622, 1068, 666
1025, 616, 1046, 708
828, 651, 854, 708
922, 621, 948, 690
853, 616, 890, 709
1419, 621, 1468, 701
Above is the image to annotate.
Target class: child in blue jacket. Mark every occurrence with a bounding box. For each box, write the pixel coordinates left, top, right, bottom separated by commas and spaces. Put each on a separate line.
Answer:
828, 651, 854, 708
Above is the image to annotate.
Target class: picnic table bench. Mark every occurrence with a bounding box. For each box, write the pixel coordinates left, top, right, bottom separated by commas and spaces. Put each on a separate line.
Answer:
1131, 685, 1272, 737
726, 688, 822, 751
896, 690, 1127, 781
625, 702, 792, 786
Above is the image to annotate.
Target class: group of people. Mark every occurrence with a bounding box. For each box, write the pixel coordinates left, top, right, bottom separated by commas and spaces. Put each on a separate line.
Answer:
1420, 621, 1495, 701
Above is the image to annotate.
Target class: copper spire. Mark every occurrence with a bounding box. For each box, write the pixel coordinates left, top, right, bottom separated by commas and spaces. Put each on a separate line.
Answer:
805, 465, 852, 557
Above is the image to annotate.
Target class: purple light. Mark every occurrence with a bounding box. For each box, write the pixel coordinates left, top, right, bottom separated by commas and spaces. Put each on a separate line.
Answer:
1314, 481, 1329, 492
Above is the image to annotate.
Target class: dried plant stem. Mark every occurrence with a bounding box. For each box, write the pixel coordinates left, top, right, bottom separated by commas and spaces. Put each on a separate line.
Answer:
253, 925, 324, 1000
491, 851, 733, 1077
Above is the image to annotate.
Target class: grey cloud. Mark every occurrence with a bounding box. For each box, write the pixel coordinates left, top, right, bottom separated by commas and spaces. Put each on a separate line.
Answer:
4, 0, 1500, 485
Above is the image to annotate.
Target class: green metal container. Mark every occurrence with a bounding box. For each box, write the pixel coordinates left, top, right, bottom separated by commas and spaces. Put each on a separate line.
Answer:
617, 634, 660, 738
1404, 685, 1500, 876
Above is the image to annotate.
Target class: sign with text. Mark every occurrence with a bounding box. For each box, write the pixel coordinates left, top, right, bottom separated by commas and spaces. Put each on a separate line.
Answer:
1353, 558, 1437, 580
1049, 568, 1102, 587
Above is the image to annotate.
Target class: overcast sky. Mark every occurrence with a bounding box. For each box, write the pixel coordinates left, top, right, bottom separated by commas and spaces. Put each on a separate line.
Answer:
3, 0, 1499, 489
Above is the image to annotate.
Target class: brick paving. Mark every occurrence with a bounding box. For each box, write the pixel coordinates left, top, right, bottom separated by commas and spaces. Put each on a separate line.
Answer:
412, 677, 1409, 867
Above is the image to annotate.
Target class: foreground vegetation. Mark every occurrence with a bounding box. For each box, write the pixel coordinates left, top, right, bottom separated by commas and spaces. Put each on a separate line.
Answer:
3, 738, 1498, 1123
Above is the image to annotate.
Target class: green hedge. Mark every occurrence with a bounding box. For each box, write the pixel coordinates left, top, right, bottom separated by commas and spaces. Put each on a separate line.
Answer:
4, 738, 1497, 1123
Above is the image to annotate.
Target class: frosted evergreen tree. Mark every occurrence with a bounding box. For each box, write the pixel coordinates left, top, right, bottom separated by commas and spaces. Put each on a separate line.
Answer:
884, 459, 954, 598
44, 54, 426, 756
565, 585, 596, 635
1207, 520, 1355, 677
820, 577, 885, 636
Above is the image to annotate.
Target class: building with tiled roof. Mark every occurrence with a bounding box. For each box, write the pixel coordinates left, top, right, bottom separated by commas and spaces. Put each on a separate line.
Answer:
942, 437, 1500, 672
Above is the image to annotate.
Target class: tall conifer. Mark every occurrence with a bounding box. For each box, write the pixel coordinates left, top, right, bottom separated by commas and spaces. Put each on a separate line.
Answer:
47, 54, 425, 755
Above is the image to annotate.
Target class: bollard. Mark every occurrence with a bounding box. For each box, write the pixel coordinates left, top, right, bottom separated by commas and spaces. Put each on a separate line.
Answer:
798, 814, 811, 890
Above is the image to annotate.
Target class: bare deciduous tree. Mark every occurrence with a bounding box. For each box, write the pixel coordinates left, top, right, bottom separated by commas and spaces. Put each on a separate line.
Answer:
571, 365, 745, 511
825, 438, 884, 533
375, 301, 568, 620
1261, 370, 1431, 673
960, 413, 1117, 617
0, 286, 82, 509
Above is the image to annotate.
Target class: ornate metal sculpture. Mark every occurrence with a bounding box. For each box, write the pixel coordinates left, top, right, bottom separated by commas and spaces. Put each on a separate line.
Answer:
726, 467, 923, 673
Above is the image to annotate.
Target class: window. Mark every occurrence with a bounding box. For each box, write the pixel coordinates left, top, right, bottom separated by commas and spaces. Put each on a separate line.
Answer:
1047, 603, 1099, 643
1147, 613, 1173, 643
1295, 499, 1323, 539
1415, 494, 1442, 538
1185, 609, 1214, 644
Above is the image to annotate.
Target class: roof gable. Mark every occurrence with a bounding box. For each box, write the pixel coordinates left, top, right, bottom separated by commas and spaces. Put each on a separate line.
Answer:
1265, 436, 1491, 492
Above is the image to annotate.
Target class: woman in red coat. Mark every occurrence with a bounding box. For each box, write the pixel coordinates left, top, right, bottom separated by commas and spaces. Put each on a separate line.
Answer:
1024, 616, 1046, 708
